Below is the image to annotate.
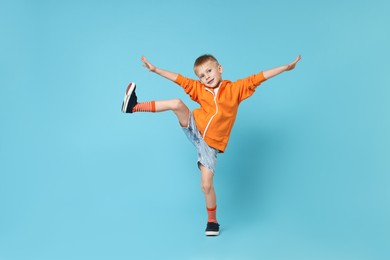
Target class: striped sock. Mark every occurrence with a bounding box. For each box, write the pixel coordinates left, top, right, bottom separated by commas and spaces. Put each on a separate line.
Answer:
207, 206, 218, 223
132, 101, 156, 113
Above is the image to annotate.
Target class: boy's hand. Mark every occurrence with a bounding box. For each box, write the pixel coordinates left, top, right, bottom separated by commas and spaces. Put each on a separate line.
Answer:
140, 55, 179, 82
141, 56, 156, 72
263, 55, 301, 79
286, 55, 301, 71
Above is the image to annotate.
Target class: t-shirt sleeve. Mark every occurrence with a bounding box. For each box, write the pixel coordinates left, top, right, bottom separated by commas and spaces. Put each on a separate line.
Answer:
234, 71, 267, 102
175, 74, 201, 102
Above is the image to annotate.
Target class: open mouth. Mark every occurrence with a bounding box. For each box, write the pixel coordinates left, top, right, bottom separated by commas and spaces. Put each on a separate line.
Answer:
207, 79, 214, 85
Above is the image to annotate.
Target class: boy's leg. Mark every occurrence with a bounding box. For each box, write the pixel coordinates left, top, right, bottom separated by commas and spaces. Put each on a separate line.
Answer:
200, 165, 220, 236
133, 99, 190, 127
121, 83, 189, 126
200, 165, 217, 210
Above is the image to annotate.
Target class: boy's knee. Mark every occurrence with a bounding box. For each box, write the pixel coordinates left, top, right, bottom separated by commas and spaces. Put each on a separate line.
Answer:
201, 181, 213, 194
172, 99, 185, 110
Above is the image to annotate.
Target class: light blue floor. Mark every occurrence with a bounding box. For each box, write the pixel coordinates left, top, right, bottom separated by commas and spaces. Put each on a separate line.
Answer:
1, 0, 389, 259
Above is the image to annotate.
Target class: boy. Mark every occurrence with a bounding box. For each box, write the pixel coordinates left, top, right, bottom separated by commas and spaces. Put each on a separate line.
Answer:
122, 54, 301, 236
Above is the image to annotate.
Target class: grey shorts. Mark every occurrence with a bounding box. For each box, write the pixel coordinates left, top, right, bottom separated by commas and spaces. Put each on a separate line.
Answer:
182, 113, 219, 173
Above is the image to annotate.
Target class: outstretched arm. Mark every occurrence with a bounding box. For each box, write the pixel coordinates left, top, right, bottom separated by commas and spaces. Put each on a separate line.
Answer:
141, 56, 178, 82
263, 55, 301, 80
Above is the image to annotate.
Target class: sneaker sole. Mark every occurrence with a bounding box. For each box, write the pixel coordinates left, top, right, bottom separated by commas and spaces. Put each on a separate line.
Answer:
122, 82, 136, 113
205, 231, 219, 236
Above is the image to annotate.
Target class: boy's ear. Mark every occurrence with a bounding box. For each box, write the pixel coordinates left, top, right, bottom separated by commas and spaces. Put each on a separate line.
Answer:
218, 64, 223, 73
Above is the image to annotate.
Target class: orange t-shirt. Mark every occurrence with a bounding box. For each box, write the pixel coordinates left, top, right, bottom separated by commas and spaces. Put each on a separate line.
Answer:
175, 72, 267, 152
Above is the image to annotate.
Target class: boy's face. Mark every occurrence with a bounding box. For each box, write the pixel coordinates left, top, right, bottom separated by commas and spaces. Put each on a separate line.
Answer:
194, 60, 223, 88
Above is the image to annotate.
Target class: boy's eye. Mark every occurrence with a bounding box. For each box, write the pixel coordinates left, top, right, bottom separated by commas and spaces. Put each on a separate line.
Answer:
199, 75, 205, 78
207, 69, 212, 73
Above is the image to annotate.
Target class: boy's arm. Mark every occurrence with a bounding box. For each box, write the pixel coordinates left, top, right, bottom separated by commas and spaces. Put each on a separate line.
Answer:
263, 55, 301, 80
142, 56, 200, 102
141, 56, 178, 82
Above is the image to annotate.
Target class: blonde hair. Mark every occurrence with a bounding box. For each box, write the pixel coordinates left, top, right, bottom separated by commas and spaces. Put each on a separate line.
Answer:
194, 54, 219, 68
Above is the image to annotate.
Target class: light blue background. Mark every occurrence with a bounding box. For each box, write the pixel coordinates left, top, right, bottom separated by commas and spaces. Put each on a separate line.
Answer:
1, 0, 389, 259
